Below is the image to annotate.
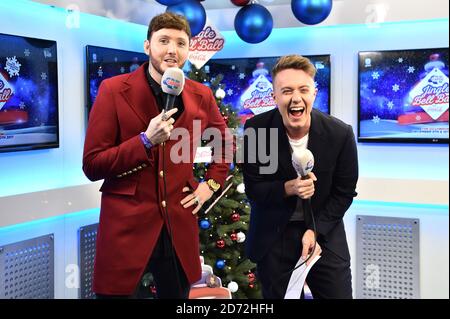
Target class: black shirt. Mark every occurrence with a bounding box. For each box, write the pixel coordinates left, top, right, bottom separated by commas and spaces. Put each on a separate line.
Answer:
145, 67, 184, 121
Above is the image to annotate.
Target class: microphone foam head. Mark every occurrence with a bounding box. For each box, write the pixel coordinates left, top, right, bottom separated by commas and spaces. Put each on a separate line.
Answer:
292, 149, 314, 177
161, 67, 185, 96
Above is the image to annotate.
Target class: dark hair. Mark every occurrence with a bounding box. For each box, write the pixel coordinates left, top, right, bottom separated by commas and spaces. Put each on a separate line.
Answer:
147, 12, 191, 40
272, 54, 316, 82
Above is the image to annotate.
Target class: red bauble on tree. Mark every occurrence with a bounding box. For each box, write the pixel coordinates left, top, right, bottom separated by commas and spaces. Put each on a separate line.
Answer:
230, 232, 238, 241
248, 272, 255, 283
231, 0, 250, 6
216, 239, 225, 249
231, 213, 240, 222
248, 283, 255, 289
223, 115, 229, 125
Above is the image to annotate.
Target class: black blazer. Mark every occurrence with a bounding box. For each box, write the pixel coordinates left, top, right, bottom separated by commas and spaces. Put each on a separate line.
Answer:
242, 109, 358, 262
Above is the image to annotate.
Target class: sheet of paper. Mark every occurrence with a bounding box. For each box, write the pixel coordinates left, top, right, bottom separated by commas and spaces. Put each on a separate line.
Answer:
284, 255, 321, 299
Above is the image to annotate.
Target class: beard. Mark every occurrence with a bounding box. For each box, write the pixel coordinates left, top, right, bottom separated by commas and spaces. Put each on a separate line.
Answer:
150, 57, 186, 76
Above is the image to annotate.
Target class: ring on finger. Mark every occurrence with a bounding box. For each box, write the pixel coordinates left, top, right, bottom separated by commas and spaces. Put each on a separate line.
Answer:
193, 195, 200, 205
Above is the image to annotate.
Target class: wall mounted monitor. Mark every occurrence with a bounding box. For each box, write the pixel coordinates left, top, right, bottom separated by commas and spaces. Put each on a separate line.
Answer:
86, 45, 148, 114
358, 48, 448, 144
184, 55, 331, 125
0, 33, 59, 153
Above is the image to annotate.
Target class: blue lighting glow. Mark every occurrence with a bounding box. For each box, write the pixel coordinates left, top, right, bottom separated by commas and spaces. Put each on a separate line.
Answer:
353, 199, 448, 212
0, 208, 99, 233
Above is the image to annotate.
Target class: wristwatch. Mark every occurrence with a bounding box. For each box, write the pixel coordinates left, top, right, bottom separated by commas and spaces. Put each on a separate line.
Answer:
206, 178, 220, 193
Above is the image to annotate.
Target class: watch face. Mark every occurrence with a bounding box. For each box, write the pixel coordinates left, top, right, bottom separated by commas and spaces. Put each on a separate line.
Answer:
208, 179, 220, 192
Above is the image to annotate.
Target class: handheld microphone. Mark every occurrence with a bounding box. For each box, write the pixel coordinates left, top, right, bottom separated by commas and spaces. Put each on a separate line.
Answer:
161, 67, 185, 112
292, 149, 314, 178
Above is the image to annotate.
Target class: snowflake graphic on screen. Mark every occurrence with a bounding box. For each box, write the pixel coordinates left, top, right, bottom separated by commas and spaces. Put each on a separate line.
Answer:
4, 56, 22, 77
407, 66, 415, 74
392, 84, 400, 92
227, 88, 233, 96
397, 58, 404, 63
41, 72, 47, 80
239, 73, 245, 80
372, 72, 380, 80
387, 101, 394, 110
24, 49, 31, 57
372, 115, 380, 124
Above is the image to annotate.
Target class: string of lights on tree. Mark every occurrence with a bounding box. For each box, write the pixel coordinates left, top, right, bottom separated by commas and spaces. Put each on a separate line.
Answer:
156, 0, 334, 43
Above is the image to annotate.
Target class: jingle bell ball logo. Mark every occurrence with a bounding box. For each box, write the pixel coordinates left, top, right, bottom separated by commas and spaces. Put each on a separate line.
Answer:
410, 67, 449, 120
163, 77, 182, 91
188, 18, 225, 69
0, 74, 14, 110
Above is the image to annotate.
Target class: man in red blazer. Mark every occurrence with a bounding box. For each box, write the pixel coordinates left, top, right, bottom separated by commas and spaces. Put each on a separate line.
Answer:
83, 12, 230, 298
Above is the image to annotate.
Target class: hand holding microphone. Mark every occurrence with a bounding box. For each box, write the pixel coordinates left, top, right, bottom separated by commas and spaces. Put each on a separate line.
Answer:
145, 67, 185, 145
291, 149, 321, 264
284, 149, 317, 199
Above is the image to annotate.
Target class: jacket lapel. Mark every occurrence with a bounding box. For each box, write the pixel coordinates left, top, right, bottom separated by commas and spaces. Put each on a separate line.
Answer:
120, 63, 160, 126
307, 110, 328, 172
178, 79, 203, 128
272, 110, 297, 180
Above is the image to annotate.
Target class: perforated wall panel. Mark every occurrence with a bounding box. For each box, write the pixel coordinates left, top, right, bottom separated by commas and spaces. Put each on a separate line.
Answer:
79, 223, 98, 299
0, 234, 54, 299
356, 215, 420, 299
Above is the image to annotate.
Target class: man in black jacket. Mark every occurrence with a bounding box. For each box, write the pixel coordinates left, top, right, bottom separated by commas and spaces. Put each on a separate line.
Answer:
243, 55, 358, 299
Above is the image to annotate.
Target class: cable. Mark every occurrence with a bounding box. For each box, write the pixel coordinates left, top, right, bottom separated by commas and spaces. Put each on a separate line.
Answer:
267, 197, 317, 298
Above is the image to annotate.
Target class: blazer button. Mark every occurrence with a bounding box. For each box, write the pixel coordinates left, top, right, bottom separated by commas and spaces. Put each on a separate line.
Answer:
122, 172, 128, 176
159, 170, 164, 178
137, 166, 143, 170
127, 170, 132, 174
133, 168, 138, 172
117, 174, 122, 178
161, 200, 166, 208
142, 163, 148, 168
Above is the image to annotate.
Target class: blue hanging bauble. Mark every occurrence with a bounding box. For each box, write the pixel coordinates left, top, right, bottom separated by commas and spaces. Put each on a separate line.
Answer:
155, 0, 183, 6
291, 0, 333, 25
166, 0, 207, 36
215, 259, 226, 269
199, 219, 211, 230
234, 4, 273, 44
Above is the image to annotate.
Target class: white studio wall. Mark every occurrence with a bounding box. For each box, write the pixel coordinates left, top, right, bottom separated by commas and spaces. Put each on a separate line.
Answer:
0, 0, 448, 298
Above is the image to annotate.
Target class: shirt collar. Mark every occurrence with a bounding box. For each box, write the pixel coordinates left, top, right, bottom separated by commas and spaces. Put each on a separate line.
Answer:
145, 67, 162, 96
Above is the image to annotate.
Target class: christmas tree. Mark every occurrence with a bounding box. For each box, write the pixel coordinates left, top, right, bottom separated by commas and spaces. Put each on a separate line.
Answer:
188, 64, 262, 299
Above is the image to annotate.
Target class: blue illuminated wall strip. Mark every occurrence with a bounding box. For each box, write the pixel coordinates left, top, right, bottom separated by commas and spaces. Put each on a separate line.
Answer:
0, 208, 100, 232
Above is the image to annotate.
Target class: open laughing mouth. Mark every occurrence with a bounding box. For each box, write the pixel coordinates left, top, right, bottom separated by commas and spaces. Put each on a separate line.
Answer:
288, 106, 305, 119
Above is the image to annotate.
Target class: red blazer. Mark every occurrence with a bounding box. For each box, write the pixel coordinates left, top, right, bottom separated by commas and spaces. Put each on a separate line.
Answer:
83, 63, 230, 295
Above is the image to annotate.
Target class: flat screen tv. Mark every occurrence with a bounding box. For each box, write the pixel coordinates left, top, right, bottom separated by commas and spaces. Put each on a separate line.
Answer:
86, 45, 148, 114
0, 33, 59, 153
184, 55, 331, 124
358, 48, 449, 144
